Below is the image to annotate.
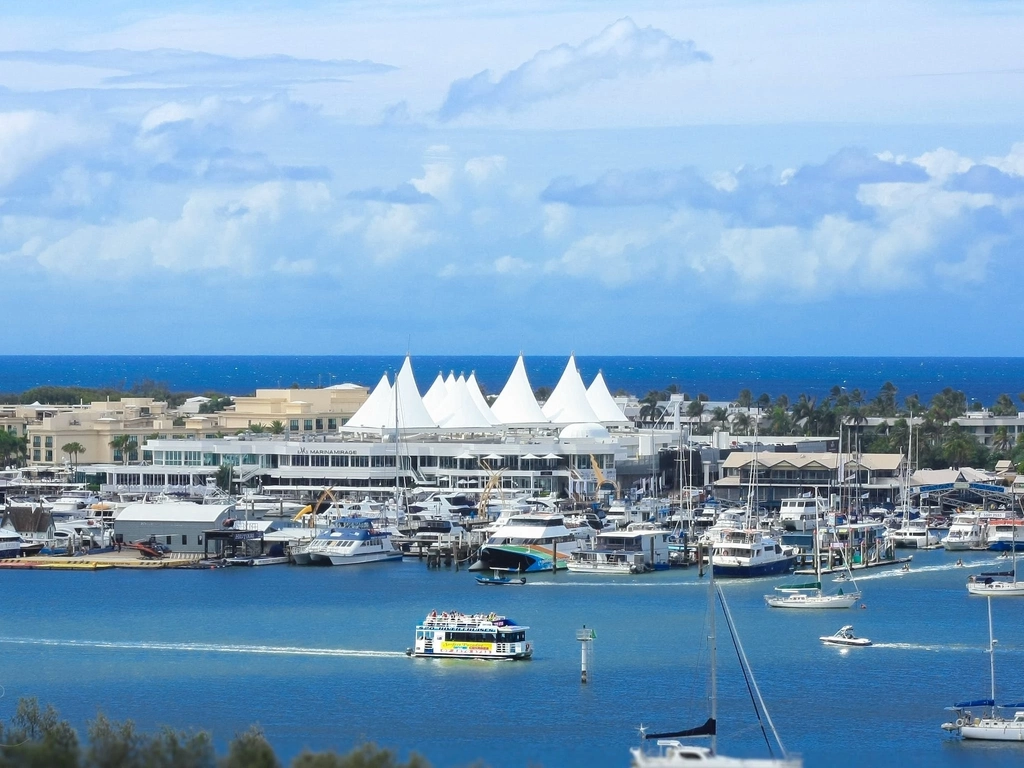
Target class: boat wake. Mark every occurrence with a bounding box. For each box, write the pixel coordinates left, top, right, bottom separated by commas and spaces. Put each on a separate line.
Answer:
0, 636, 406, 658
854, 559, 1003, 581
526, 580, 706, 587
870, 642, 986, 653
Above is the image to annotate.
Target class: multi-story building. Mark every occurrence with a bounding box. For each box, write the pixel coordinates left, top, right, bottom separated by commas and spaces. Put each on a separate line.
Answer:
217, 386, 368, 435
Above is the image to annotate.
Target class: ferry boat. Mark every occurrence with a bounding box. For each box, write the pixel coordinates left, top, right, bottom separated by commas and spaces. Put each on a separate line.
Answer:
469, 513, 584, 572
406, 611, 532, 660
299, 518, 403, 566
986, 520, 1024, 552
567, 529, 671, 574
712, 529, 797, 578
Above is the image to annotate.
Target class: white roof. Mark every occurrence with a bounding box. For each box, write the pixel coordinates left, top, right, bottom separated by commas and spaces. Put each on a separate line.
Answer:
117, 502, 234, 523
436, 376, 497, 430
466, 372, 501, 426
491, 354, 549, 426
444, 371, 457, 391
344, 373, 392, 429
542, 355, 602, 425
423, 373, 450, 422
586, 371, 629, 424
384, 356, 438, 430
326, 382, 364, 390
559, 422, 611, 439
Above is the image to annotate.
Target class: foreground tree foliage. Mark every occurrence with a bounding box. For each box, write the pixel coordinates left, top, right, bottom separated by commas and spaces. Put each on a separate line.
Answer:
0, 699, 438, 768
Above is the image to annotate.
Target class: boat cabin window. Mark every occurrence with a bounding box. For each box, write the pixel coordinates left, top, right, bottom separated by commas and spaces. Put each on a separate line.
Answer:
445, 631, 496, 643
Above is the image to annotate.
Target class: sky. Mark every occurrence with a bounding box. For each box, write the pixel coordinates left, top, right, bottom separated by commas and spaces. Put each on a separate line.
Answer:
2, 0, 1024, 356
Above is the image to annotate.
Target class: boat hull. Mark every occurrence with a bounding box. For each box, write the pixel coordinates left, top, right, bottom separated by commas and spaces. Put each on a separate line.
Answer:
406, 649, 533, 661
967, 581, 1024, 596
766, 593, 861, 609
319, 550, 403, 566
960, 723, 1024, 741
988, 541, 1024, 552
713, 556, 796, 578
471, 544, 570, 573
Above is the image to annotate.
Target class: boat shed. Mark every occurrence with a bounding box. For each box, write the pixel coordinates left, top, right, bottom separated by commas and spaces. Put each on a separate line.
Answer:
114, 502, 235, 554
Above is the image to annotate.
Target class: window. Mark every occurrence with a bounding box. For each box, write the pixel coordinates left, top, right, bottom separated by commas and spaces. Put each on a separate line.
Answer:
311, 455, 330, 467
304, 419, 313, 431
330, 455, 349, 467
350, 455, 369, 467
33, 449, 40, 460
181, 535, 188, 545
315, 418, 323, 431
44, 436, 53, 448
45, 450, 53, 461
185, 451, 201, 466
371, 456, 395, 467
292, 454, 310, 466
289, 420, 299, 431
327, 418, 337, 430
32, 436, 40, 447
166, 536, 172, 545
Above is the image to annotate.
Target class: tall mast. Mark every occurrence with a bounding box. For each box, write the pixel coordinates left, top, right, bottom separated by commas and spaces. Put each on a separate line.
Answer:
987, 596, 996, 705
709, 539, 717, 755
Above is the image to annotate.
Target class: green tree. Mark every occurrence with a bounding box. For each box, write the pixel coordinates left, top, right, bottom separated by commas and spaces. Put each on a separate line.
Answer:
219, 727, 279, 768
249, 423, 267, 434
290, 743, 431, 768
736, 389, 753, 408
730, 412, 752, 435
992, 426, 1013, 454
942, 425, 977, 468
638, 390, 665, 425
269, 420, 285, 435
199, 394, 234, 414
0, 430, 28, 467
991, 393, 1018, 417
2, 697, 80, 768
61, 442, 85, 474
215, 464, 233, 492
108, 435, 138, 465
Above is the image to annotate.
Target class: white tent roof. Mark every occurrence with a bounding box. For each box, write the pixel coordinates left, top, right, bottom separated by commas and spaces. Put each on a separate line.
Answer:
466, 372, 501, 426
542, 355, 602, 425
586, 371, 629, 424
422, 373, 449, 422
384, 356, 438, 430
343, 373, 392, 429
444, 371, 456, 391
436, 376, 496, 430
491, 354, 549, 426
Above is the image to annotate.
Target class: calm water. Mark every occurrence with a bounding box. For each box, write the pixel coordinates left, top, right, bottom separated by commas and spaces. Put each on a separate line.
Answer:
0, 549, 1022, 768
1, 355, 1023, 404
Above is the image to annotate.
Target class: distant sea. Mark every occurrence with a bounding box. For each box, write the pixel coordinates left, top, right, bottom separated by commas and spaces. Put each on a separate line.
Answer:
1, 355, 1022, 404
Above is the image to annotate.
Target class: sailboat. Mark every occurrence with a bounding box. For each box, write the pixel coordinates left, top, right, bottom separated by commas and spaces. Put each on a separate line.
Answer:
941, 597, 1024, 741
968, 521, 1024, 596
764, 520, 862, 609
631, 548, 802, 767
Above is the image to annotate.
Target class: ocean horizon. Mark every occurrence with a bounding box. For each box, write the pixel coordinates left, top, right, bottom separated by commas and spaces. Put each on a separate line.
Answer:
1, 355, 1023, 406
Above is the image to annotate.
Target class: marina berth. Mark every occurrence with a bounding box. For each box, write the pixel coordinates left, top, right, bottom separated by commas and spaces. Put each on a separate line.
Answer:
407, 611, 532, 660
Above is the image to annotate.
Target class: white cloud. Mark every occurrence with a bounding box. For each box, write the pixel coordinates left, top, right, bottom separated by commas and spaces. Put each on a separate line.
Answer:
542, 203, 571, 238
0, 110, 91, 188
464, 154, 507, 184
547, 229, 652, 286
363, 203, 437, 262
912, 148, 973, 181
439, 17, 710, 120
494, 254, 529, 274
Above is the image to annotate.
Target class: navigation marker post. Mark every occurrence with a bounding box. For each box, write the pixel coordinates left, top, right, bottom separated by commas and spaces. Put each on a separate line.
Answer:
576, 625, 596, 683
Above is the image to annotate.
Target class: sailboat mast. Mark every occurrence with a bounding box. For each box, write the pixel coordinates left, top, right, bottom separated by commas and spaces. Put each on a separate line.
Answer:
987, 596, 996, 705
709, 543, 718, 755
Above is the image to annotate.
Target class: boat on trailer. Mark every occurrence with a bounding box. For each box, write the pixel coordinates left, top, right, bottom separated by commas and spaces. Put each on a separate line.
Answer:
406, 611, 532, 660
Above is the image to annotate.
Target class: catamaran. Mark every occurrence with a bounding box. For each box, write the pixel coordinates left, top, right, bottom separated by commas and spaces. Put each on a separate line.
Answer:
469, 512, 584, 572
941, 597, 1024, 741
296, 517, 403, 566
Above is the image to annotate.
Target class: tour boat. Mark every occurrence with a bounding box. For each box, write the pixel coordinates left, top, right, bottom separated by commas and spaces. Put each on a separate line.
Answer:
567, 529, 671, 574
300, 518, 403, 566
942, 597, 1024, 741
469, 513, 584, 573
406, 611, 532, 660
819, 625, 871, 647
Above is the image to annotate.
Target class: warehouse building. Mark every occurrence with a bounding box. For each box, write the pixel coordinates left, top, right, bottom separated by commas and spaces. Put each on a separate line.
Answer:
114, 502, 235, 554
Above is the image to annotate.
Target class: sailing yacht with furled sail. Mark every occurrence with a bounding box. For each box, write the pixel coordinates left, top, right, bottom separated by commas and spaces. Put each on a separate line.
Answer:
631, 542, 802, 767
941, 597, 1024, 741
968, 522, 1024, 596
765, 522, 861, 609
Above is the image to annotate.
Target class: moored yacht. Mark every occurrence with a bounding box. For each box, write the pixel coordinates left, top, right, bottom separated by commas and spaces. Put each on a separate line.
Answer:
712, 529, 796, 578
299, 518, 403, 566
986, 521, 1024, 552
942, 512, 985, 551
778, 497, 824, 533
568, 529, 671, 574
0, 529, 21, 558
470, 512, 583, 572
888, 517, 940, 549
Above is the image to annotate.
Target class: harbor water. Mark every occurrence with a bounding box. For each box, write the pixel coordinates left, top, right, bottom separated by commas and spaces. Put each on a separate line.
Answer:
0, 548, 1022, 767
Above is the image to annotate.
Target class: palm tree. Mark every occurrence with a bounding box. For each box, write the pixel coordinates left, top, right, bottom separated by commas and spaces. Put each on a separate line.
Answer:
61, 442, 85, 474
942, 426, 976, 468
249, 423, 267, 434
992, 393, 1018, 417
269, 420, 285, 435
638, 391, 665, 425
730, 412, 752, 436
992, 426, 1012, 454
791, 394, 817, 435
0, 431, 27, 467
108, 434, 137, 465
709, 406, 729, 427
768, 406, 792, 435
736, 389, 753, 409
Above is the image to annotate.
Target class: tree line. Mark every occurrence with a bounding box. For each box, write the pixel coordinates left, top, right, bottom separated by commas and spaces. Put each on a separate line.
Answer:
0, 381, 232, 411
0, 698, 440, 768
637, 383, 1024, 471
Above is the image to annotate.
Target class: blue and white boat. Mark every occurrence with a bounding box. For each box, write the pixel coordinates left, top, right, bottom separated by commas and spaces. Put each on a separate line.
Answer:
986, 521, 1024, 552
712, 529, 796, 578
300, 518, 403, 566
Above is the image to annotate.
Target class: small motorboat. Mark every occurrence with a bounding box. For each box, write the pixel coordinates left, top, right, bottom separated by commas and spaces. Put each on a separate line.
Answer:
476, 574, 526, 586
832, 573, 851, 583
820, 625, 872, 647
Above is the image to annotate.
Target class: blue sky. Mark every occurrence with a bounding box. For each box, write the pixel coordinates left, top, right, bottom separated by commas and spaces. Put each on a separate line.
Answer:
2, 1, 1024, 355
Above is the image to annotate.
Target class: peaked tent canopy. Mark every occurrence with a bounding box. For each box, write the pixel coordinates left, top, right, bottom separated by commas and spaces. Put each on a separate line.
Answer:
466, 372, 501, 426
423, 373, 450, 422
542, 355, 602, 425
436, 376, 498, 431
384, 356, 438, 431
586, 371, 629, 424
490, 355, 549, 426
343, 373, 392, 429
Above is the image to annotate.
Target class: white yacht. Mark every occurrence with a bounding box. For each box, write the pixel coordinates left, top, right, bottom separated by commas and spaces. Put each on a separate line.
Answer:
46, 489, 100, 519
986, 521, 1024, 552
712, 529, 797, 578
406, 611, 532, 660
778, 497, 824, 533
568, 529, 671, 574
297, 518, 403, 566
0, 529, 21, 558
888, 516, 940, 549
470, 513, 583, 572
942, 513, 985, 551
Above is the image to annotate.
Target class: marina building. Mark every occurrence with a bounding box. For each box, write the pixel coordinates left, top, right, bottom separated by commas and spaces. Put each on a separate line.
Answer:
113, 501, 235, 553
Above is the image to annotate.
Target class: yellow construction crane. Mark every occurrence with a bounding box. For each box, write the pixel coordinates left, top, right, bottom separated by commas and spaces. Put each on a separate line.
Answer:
292, 486, 341, 525
590, 454, 620, 500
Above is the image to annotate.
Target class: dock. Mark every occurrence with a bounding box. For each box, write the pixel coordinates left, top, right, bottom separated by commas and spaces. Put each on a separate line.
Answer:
0, 551, 202, 570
